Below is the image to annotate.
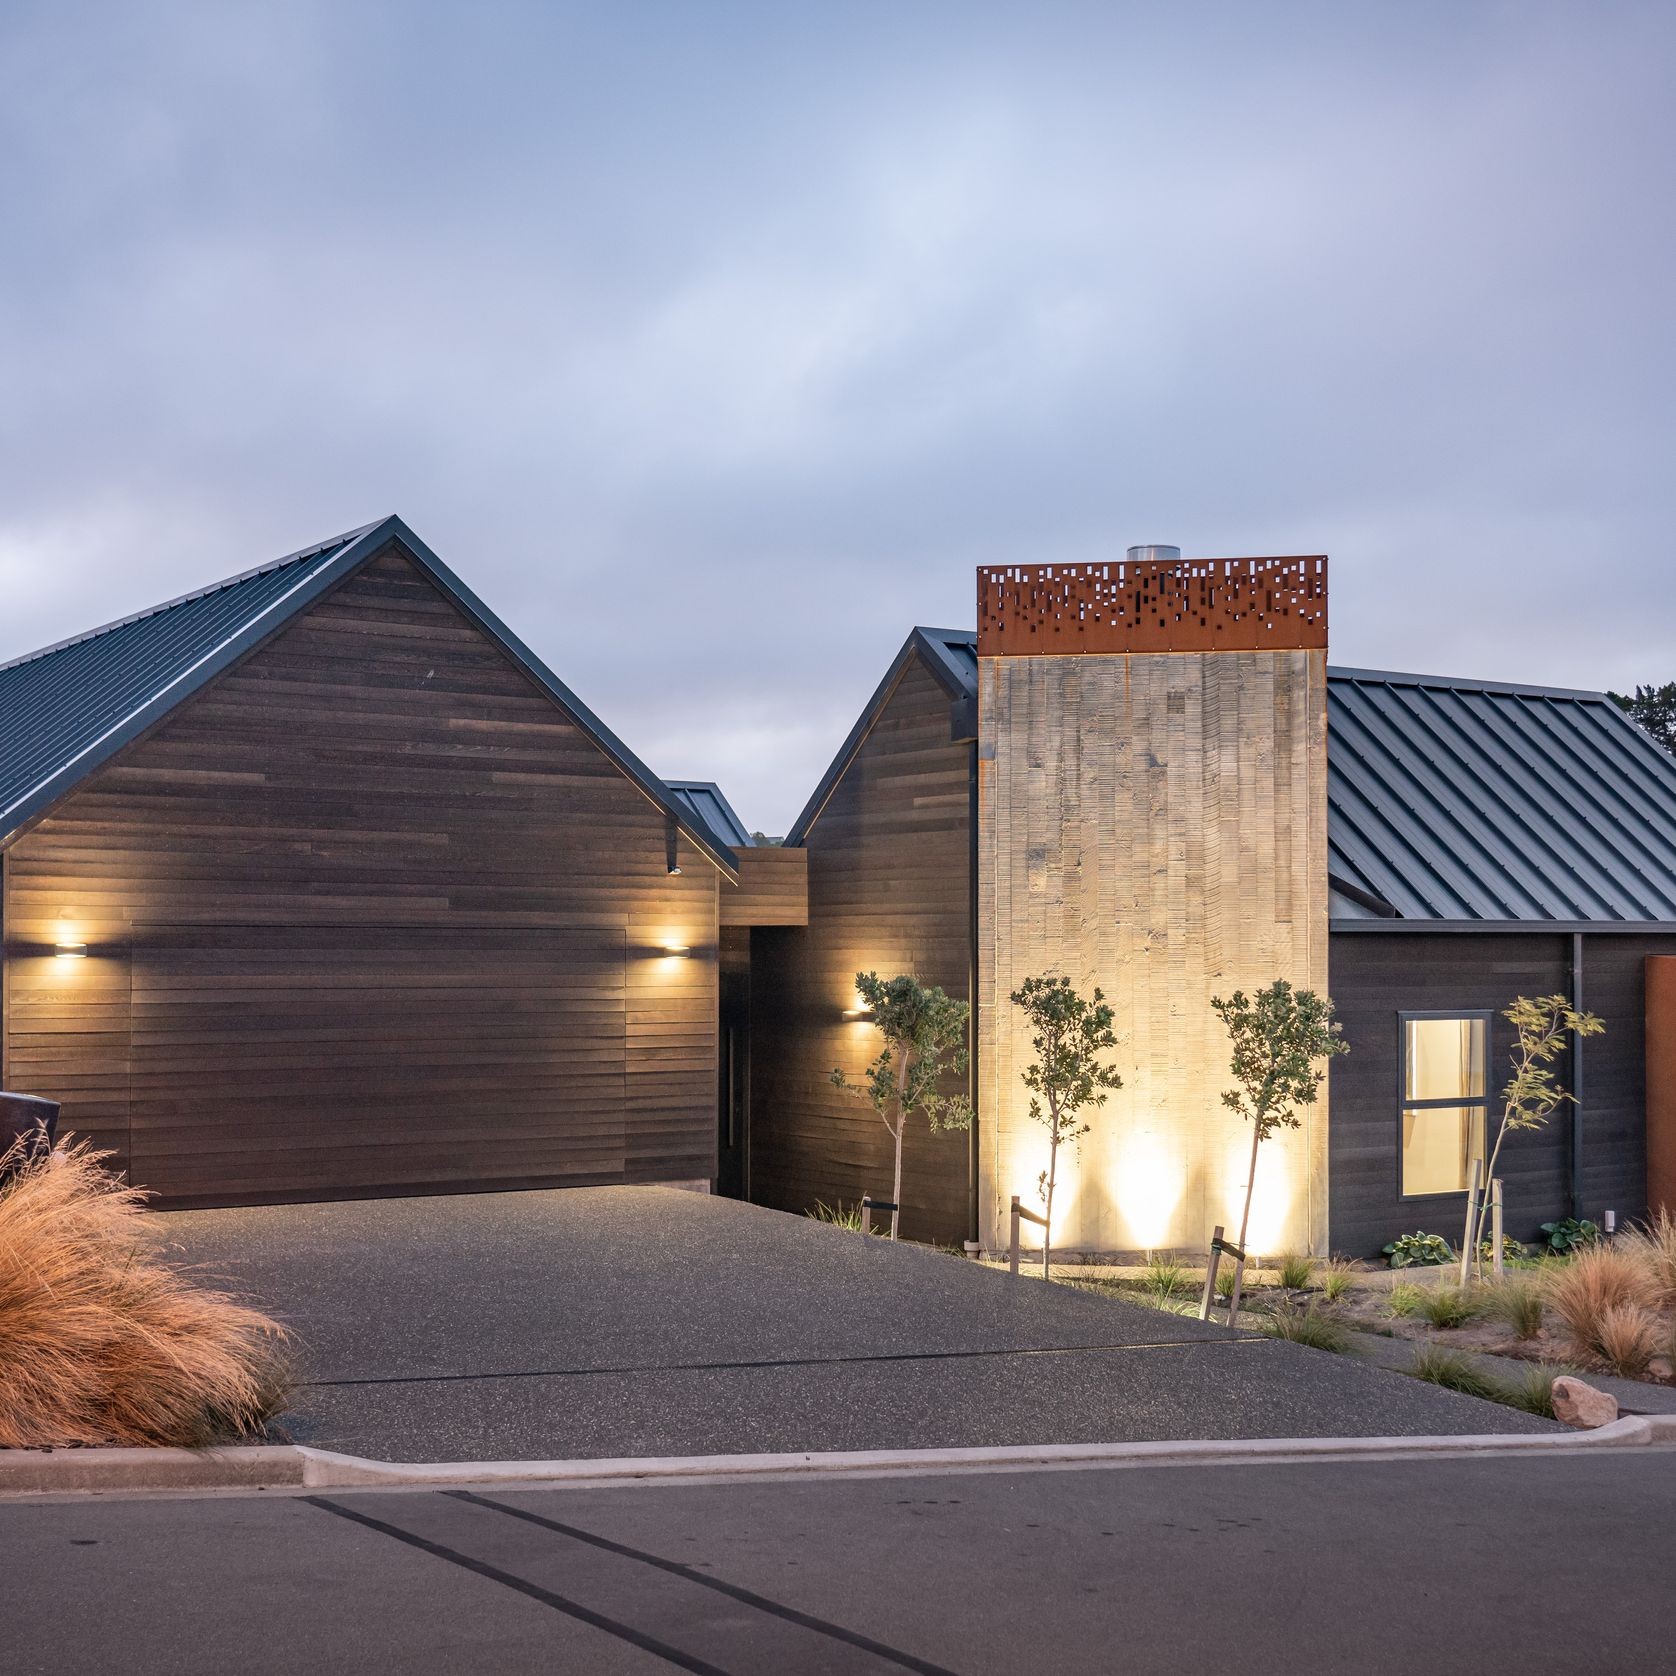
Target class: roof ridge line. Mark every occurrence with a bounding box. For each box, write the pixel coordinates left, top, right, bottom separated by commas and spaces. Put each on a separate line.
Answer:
0, 518, 389, 675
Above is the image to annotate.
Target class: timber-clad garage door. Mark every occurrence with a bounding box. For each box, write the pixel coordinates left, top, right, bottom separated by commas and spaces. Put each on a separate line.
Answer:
129, 925, 626, 1206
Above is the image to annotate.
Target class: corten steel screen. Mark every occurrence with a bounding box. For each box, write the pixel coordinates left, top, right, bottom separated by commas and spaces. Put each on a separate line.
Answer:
977, 556, 1327, 655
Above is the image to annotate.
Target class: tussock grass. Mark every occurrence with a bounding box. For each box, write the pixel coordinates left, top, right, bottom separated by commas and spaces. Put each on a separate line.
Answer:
1320, 1258, 1356, 1303
1545, 1245, 1660, 1371
807, 1200, 868, 1232
1503, 1363, 1561, 1419
1275, 1252, 1314, 1291
1412, 1286, 1478, 1329
1407, 1341, 1501, 1402
1214, 1265, 1237, 1301
1143, 1251, 1187, 1302
1480, 1276, 1545, 1340
1589, 1302, 1663, 1379
0, 1140, 291, 1449
1388, 1281, 1424, 1318
1261, 1297, 1350, 1353
1620, 1208, 1676, 1307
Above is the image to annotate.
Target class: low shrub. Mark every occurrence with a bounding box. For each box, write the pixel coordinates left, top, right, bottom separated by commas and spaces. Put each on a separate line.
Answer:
1383, 1231, 1453, 1269
1476, 1235, 1528, 1266
1262, 1297, 1350, 1353
1388, 1281, 1425, 1317
0, 1140, 291, 1448
1275, 1252, 1314, 1291
1413, 1286, 1479, 1329
1214, 1264, 1237, 1301
1540, 1217, 1601, 1255
1320, 1257, 1356, 1302
1545, 1245, 1661, 1373
1480, 1276, 1544, 1340
1407, 1341, 1501, 1402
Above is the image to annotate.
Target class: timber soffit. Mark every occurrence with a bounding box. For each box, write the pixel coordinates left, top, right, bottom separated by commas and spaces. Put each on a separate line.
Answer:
782, 628, 976, 848
0, 515, 738, 880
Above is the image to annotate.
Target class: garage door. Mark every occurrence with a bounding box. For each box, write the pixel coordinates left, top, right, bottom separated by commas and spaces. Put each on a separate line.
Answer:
129, 925, 626, 1205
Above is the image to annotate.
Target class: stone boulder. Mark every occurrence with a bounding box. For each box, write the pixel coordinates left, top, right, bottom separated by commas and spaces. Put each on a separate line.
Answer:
1551, 1375, 1619, 1429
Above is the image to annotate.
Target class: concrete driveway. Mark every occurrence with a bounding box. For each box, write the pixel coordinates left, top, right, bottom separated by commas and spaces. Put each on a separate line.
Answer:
156, 1187, 1554, 1461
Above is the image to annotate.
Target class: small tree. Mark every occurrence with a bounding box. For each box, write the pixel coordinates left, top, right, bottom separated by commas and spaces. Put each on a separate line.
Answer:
1212, 981, 1348, 1288
830, 972, 970, 1239
1010, 975, 1123, 1269
1467, 994, 1604, 1272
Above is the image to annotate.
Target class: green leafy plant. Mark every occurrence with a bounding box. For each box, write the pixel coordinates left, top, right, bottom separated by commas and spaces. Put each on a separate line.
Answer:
1388, 1281, 1425, 1317
1541, 1217, 1602, 1255
1467, 997, 1603, 1272
1383, 1231, 1454, 1269
1413, 1285, 1479, 1329
1407, 1342, 1502, 1403
1276, 1252, 1315, 1291
1211, 980, 1348, 1308
1481, 1276, 1544, 1339
1261, 1297, 1351, 1353
1477, 1235, 1528, 1266
1009, 975, 1124, 1269
1320, 1258, 1356, 1302
806, 1200, 867, 1232
831, 972, 971, 1240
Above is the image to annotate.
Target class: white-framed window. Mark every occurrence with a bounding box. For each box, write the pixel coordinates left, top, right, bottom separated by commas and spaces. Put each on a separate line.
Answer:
1399, 1012, 1490, 1197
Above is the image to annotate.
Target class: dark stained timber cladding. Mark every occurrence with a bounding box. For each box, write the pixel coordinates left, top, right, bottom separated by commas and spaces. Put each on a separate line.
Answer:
0, 547, 718, 1206
749, 659, 972, 1245
1328, 932, 1573, 1256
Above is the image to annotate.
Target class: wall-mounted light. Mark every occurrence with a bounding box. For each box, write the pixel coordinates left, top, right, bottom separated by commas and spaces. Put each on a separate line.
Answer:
661, 943, 693, 957
842, 1002, 876, 1022
55, 940, 87, 960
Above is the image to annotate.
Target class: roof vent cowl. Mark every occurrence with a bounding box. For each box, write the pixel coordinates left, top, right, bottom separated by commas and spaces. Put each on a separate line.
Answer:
1126, 544, 1182, 565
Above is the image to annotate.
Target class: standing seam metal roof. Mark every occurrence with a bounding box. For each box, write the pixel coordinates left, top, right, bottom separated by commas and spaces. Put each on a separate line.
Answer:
0, 516, 738, 878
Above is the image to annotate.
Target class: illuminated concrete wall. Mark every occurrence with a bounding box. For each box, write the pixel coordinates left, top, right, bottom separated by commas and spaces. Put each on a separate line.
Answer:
976, 645, 1329, 1255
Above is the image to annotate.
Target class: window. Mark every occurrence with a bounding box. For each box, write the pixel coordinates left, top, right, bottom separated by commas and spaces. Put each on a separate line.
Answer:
1400, 1013, 1489, 1197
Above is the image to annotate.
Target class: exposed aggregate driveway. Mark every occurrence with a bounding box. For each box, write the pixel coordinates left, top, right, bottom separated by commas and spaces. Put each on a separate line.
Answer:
155, 1187, 1557, 1462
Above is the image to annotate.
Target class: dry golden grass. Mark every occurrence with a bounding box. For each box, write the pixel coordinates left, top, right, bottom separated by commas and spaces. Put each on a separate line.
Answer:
0, 1139, 291, 1448
1544, 1244, 1660, 1375
1619, 1209, 1676, 1307
1589, 1302, 1664, 1380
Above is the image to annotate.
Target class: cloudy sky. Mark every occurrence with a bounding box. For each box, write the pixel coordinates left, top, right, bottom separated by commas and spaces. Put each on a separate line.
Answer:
3, 1, 1672, 832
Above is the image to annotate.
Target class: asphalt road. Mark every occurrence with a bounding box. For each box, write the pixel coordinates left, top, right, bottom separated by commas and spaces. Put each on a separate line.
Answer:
5, 1449, 1673, 1674
151, 1189, 1554, 1460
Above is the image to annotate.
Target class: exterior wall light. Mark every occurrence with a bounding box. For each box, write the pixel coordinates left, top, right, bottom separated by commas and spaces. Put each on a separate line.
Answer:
661, 943, 692, 957
55, 940, 88, 959
842, 1005, 876, 1022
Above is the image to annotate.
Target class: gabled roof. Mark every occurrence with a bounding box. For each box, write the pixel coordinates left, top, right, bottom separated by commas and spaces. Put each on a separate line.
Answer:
0, 515, 738, 878
1327, 667, 1676, 923
784, 628, 975, 846
666, 780, 754, 851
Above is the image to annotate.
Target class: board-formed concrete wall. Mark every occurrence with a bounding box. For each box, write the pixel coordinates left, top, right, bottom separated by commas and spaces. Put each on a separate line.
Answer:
977, 646, 1329, 1255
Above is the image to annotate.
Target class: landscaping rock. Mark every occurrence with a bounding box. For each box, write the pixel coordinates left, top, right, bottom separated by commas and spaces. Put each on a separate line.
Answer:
1551, 1376, 1619, 1429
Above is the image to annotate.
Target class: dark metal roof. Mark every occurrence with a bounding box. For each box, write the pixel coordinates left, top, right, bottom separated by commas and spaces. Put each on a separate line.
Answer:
666, 781, 754, 851
1327, 667, 1676, 923
0, 516, 738, 878
784, 628, 976, 846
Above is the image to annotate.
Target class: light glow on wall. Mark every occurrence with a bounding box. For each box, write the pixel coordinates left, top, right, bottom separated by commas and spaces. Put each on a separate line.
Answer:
1221, 1130, 1299, 1255
1112, 1127, 1183, 1249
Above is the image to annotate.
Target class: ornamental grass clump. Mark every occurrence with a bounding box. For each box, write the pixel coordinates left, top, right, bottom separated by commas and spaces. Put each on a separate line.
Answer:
1261, 1297, 1350, 1354
1407, 1342, 1501, 1403
0, 1140, 291, 1449
1413, 1285, 1479, 1330
1481, 1275, 1545, 1340
1320, 1258, 1356, 1303
1544, 1245, 1661, 1375
1276, 1252, 1314, 1291
1620, 1208, 1676, 1307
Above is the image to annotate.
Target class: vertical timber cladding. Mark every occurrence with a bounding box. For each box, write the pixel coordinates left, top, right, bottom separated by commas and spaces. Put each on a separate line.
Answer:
977, 556, 1330, 1255
0, 545, 719, 1206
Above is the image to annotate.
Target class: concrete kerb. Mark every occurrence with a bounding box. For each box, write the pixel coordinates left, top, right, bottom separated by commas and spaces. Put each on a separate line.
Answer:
6, 1417, 1676, 1497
